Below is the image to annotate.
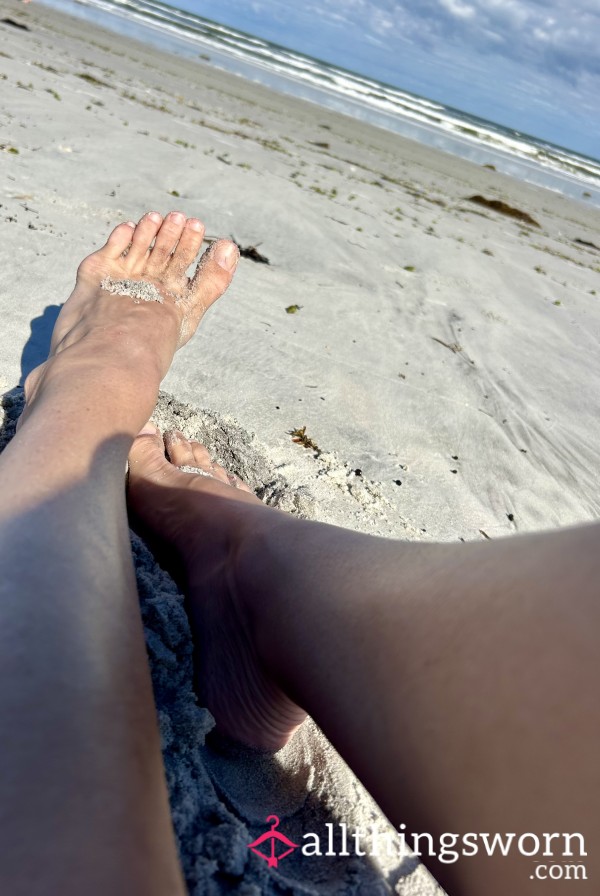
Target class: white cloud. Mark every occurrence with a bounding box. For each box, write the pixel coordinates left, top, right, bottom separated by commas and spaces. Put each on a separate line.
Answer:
304, 0, 600, 81
438, 0, 476, 21
369, 10, 394, 33
193, 0, 600, 83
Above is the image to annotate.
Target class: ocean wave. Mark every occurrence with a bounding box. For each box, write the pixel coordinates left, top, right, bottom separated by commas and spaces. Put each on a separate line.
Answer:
63, 0, 600, 202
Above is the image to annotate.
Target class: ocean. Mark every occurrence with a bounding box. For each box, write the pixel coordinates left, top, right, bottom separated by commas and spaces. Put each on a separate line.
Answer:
42, 0, 600, 207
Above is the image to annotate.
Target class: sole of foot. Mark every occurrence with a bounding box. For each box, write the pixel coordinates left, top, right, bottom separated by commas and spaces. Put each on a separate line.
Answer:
128, 426, 307, 752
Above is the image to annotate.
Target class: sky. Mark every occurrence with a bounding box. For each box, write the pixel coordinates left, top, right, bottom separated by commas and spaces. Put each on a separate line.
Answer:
174, 0, 599, 159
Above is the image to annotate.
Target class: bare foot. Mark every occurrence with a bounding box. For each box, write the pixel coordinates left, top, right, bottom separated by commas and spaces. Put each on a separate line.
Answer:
22, 211, 238, 429
128, 428, 308, 751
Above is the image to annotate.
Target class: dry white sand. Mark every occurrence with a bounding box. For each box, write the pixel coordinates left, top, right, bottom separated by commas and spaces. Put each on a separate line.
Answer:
1, 3, 599, 893
101, 276, 165, 302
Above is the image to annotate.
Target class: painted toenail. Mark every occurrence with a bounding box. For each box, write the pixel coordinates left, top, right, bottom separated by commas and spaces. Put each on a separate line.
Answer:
213, 241, 240, 272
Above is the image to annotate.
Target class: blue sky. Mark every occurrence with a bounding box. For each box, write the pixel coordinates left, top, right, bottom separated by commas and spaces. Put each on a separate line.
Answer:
174, 0, 599, 159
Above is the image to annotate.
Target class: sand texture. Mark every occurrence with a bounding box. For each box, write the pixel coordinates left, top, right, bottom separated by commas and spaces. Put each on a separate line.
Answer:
101, 276, 165, 302
1, 2, 599, 893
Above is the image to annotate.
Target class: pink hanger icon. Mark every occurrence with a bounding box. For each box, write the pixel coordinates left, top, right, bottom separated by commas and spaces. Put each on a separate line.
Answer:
247, 815, 300, 868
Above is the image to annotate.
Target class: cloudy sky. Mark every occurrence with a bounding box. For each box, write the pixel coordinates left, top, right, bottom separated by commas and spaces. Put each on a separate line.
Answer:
178, 0, 599, 158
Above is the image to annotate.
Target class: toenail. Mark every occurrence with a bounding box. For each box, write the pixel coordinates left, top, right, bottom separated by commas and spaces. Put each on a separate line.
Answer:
213, 241, 240, 272
148, 211, 162, 223
139, 422, 159, 436
170, 212, 185, 224
126, 221, 136, 228
188, 219, 203, 231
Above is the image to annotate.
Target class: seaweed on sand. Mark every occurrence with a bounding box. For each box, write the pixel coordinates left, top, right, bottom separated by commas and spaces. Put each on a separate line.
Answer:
466, 195, 540, 228
289, 426, 319, 451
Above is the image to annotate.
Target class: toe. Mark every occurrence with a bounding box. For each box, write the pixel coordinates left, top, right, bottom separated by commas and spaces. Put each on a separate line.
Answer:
175, 239, 239, 346
125, 212, 164, 268
191, 239, 239, 305
146, 211, 187, 274
101, 221, 136, 259
164, 431, 225, 479
164, 430, 201, 467
227, 472, 253, 493
206, 458, 250, 490
191, 440, 214, 469
194, 449, 231, 484
128, 423, 169, 481
167, 218, 206, 281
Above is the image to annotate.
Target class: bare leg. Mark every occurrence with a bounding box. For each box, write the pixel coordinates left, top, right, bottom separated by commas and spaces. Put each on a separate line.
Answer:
128, 432, 599, 895
0, 213, 238, 895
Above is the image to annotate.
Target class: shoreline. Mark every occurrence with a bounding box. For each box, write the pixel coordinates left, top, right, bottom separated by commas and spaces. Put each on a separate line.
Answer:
7, 0, 600, 211
32, 0, 600, 205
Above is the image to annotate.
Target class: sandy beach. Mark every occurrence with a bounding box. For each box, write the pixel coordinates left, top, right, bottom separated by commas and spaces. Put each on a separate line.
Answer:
1, 2, 599, 893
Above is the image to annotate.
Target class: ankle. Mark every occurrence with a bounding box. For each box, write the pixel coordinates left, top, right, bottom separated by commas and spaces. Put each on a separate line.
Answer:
23, 348, 160, 438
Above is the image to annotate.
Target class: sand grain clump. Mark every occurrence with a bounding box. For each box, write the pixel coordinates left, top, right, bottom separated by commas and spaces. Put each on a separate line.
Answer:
101, 277, 164, 303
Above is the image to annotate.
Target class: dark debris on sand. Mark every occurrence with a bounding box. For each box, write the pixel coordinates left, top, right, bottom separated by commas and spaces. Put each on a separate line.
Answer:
205, 236, 270, 264
466, 195, 540, 228
233, 240, 270, 264
2, 17, 30, 30
574, 237, 600, 252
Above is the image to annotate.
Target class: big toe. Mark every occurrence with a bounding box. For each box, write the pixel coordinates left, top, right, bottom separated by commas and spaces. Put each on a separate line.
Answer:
177, 240, 240, 328
176, 238, 239, 346
128, 424, 170, 484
